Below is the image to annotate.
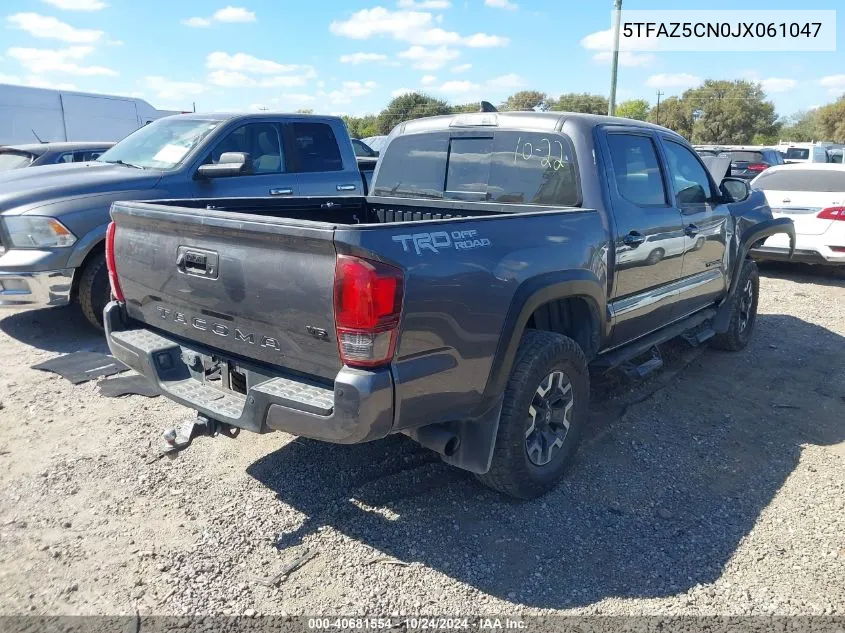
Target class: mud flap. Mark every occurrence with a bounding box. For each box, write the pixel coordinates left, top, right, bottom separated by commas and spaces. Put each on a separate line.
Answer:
439, 397, 504, 474
714, 217, 795, 333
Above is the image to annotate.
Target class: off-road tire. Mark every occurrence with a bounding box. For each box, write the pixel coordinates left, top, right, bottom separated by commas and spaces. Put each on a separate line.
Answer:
711, 258, 759, 352
78, 253, 110, 330
475, 330, 590, 499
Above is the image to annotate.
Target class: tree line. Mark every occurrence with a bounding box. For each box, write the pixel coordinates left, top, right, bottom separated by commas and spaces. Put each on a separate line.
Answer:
328, 80, 845, 144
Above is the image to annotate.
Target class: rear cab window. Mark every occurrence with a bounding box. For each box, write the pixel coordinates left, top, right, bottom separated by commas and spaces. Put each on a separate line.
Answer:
0, 151, 35, 170
374, 130, 580, 206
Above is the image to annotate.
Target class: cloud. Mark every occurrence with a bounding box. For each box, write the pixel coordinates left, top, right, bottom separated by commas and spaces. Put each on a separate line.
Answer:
184, 6, 256, 27
464, 33, 509, 47
592, 51, 656, 67
339, 52, 388, 64
819, 74, 845, 95
206, 51, 301, 74
41, 0, 108, 10
439, 80, 479, 94
7, 12, 104, 43
283, 93, 316, 103
207, 70, 307, 88
329, 7, 507, 48
8, 46, 116, 76
759, 77, 797, 93
330, 7, 431, 40
329, 80, 377, 103
0, 72, 77, 90
487, 73, 522, 89
143, 76, 207, 101
451, 63, 471, 73
421, 74, 437, 85
213, 6, 256, 22
398, 45, 460, 70
391, 87, 415, 97
485, 0, 517, 9
646, 73, 701, 89
580, 27, 656, 53
398, 0, 452, 8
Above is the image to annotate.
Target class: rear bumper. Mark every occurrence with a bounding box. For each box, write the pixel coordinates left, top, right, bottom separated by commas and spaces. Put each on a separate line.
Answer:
0, 268, 75, 308
103, 302, 394, 444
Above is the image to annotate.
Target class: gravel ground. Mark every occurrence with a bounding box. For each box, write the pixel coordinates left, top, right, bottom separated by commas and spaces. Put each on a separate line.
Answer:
0, 263, 843, 617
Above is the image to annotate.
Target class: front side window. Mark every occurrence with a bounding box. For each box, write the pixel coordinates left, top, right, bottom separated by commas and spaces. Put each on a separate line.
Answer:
663, 140, 714, 205
98, 117, 220, 170
290, 123, 343, 172
206, 123, 284, 174
606, 134, 667, 206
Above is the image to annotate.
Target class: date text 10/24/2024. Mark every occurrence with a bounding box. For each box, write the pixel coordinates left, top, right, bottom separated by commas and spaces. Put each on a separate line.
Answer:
307, 617, 527, 629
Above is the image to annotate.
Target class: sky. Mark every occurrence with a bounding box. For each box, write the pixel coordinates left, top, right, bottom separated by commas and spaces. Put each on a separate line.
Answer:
0, 0, 842, 119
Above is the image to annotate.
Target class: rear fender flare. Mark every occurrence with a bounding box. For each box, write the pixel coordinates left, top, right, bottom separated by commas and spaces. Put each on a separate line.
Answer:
475, 270, 606, 417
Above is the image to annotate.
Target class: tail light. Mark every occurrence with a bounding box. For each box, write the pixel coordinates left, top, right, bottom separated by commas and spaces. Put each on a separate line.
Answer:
747, 163, 768, 172
105, 221, 125, 302
333, 254, 404, 368
817, 206, 845, 221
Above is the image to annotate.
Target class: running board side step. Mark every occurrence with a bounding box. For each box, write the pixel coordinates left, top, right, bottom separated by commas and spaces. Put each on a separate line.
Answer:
619, 346, 663, 379
592, 308, 716, 374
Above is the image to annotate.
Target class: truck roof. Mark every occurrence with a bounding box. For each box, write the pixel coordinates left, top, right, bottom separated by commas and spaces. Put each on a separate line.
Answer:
395, 110, 683, 139
167, 112, 345, 125
1, 141, 114, 155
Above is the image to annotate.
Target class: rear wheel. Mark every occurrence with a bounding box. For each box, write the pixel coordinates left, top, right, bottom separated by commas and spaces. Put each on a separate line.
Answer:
711, 258, 759, 351
476, 330, 589, 499
78, 253, 110, 330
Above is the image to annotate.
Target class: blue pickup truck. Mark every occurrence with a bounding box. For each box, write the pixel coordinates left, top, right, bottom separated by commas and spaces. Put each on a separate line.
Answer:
0, 113, 371, 328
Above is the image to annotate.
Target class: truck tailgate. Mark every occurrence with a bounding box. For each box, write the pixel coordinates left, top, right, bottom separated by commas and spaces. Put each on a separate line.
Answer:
109, 202, 341, 380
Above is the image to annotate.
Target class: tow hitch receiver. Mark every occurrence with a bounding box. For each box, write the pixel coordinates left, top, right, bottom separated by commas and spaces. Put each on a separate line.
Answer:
160, 414, 240, 455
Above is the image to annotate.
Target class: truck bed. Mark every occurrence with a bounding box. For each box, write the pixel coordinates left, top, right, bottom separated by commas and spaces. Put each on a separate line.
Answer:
139, 195, 529, 226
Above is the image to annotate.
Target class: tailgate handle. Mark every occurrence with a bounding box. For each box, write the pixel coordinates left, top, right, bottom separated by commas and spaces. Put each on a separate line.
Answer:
269, 188, 293, 196
337, 184, 357, 191
176, 247, 219, 279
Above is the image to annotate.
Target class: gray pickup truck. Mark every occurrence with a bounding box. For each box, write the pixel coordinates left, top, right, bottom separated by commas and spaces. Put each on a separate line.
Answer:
0, 113, 371, 328
104, 112, 794, 499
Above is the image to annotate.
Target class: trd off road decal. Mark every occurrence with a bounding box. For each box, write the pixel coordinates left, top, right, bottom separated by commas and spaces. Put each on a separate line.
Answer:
392, 229, 492, 255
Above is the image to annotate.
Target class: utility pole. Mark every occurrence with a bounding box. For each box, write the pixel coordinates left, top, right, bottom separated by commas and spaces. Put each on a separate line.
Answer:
655, 90, 664, 125
607, 0, 623, 116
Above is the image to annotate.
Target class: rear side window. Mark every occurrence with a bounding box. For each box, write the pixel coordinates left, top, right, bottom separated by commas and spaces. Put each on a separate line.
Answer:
375, 131, 580, 206
605, 134, 666, 206
786, 147, 810, 160
753, 169, 845, 192
290, 122, 343, 172
727, 151, 764, 163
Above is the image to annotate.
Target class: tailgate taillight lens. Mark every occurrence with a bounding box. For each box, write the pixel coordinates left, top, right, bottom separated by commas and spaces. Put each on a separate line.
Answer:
747, 163, 768, 172
333, 254, 404, 368
817, 206, 845, 221
105, 221, 125, 302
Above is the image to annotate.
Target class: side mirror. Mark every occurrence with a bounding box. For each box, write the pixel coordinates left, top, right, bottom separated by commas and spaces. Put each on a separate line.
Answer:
720, 177, 750, 203
195, 152, 252, 179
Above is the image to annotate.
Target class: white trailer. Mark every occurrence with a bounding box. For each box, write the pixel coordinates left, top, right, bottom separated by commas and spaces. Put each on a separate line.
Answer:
0, 83, 182, 145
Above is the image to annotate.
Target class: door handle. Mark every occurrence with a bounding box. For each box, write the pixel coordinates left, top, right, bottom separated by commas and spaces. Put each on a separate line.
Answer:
623, 231, 645, 247
336, 184, 357, 191
684, 224, 699, 237
269, 188, 293, 196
